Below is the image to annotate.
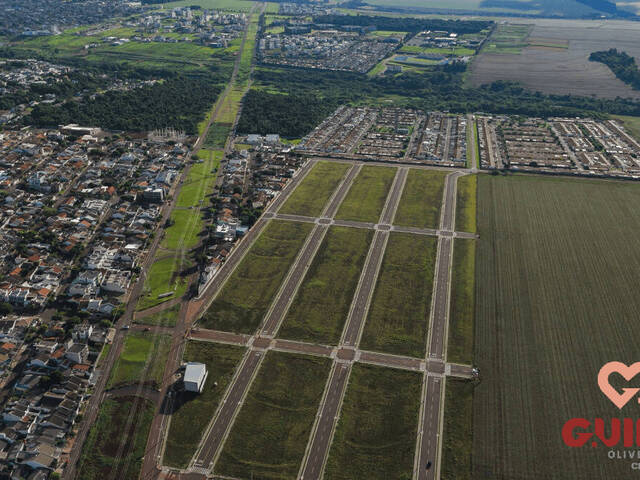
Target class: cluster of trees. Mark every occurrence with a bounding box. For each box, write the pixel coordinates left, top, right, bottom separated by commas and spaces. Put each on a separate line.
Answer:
312, 15, 493, 34
589, 49, 640, 90
26, 77, 222, 134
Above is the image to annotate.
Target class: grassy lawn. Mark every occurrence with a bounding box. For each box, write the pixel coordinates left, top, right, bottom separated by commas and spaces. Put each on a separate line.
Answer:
134, 303, 181, 327
107, 332, 171, 389
279, 161, 350, 217
76, 397, 155, 480
360, 233, 437, 358
474, 174, 640, 478
200, 220, 313, 332
335, 166, 397, 223
447, 239, 475, 365
325, 364, 422, 480
278, 226, 373, 345
394, 169, 448, 229
162, 209, 204, 251
176, 154, 221, 208
455, 174, 477, 233
442, 379, 474, 480
216, 352, 331, 479
136, 255, 190, 311
164, 341, 245, 468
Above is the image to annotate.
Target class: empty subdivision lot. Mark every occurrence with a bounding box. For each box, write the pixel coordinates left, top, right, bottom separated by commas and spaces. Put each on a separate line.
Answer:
474, 174, 640, 479
455, 174, 477, 233
335, 165, 396, 223
394, 169, 448, 229
164, 341, 245, 468
200, 220, 313, 332
360, 232, 437, 358
216, 352, 331, 479
446, 238, 475, 365
325, 364, 422, 480
278, 161, 350, 217
278, 226, 373, 345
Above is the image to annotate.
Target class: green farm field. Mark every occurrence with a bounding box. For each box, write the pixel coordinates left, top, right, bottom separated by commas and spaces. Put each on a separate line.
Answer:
278, 226, 373, 345
164, 341, 245, 468
360, 232, 437, 358
394, 169, 448, 229
107, 332, 171, 388
279, 162, 350, 217
335, 166, 397, 223
325, 364, 422, 480
200, 220, 312, 332
474, 174, 640, 479
216, 352, 331, 479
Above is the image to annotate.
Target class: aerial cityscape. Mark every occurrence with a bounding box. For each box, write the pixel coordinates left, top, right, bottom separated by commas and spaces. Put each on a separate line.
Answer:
1, 0, 640, 479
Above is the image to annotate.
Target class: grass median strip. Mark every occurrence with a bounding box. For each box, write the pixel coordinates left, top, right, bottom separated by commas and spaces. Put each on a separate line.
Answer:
394, 169, 448, 229
162, 209, 204, 251
133, 303, 180, 327
279, 161, 350, 217
360, 232, 437, 358
136, 255, 190, 311
455, 175, 477, 233
442, 379, 474, 480
447, 238, 475, 365
278, 226, 373, 345
163, 341, 245, 469
216, 351, 331, 479
107, 331, 171, 389
325, 364, 422, 480
335, 165, 397, 223
176, 152, 221, 209
200, 220, 313, 332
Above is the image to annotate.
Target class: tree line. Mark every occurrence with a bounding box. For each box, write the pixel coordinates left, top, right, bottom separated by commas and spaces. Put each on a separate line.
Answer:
312, 14, 493, 34
589, 48, 640, 90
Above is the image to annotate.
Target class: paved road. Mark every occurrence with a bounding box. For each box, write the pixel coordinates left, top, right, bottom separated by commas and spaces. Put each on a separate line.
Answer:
417, 375, 443, 480
380, 167, 408, 225
322, 164, 361, 218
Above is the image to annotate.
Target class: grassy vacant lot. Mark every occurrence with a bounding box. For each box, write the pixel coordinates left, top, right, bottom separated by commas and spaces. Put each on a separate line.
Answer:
279, 226, 373, 345
455, 175, 477, 234
394, 169, 448, 229
442, 379, 474, 480
279, 162, 350, 217
200, 220, 312, 332
162, 209, 203, 251
335, 166, 396, 223
613, 114, 640, 141
475, 174, 640, 479
137, 255, 190, 311
176, 154, 221, 208
447, 239, 475, 365
134, 303, 180, 327
216, 352, 331, 479
325, 364, 421, 480
108, 332, 171, 388
360, 233, 437, 358
164, 341, 245, 468
76, 397, 155, 480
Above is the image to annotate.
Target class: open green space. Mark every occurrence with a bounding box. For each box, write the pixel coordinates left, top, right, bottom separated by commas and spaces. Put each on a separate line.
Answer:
76, 396, 155, 480
447, 239, 475, 365
176, 153, 221, 208
137, 255, 190, 311
107, 331, 171, 388
483, 23, 532, 54
325, 364, 421, 480
612, 114, 640, 142
455, 174, 477, 233
360, 232, 437, 358
164, 341, 245, 468
216, 352, 331, 479
394, 169, 448, 229
278, 226, 373, 345
152, 0, 254, 11
335, 166, 397, 223
134, 303, 180, 327
442, 379, 474, 480
200, 220, 313, 332
466, 119, 479, 168
279, 162, 350, 217
203, 123, 232, 150
475, 174, 640, 478
162, 209, 204, 251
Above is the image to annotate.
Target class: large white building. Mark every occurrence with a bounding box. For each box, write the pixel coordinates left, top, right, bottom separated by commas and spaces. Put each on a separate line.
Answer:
183, 362, 208, 393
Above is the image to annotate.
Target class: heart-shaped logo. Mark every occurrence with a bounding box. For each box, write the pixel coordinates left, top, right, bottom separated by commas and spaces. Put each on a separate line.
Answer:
598, 362, 640, 409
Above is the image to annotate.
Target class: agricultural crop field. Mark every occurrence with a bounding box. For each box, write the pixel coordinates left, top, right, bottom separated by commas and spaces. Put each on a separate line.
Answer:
164, 342, 245, 468
216, 352, 331, 479
136, 255, 190, 311
360, 232, 437, 358
200, 220, 313, 332
470, 19, 640, 99
107, 332, 171, 388
335, 166, 396, 223
278, 226, 373, 345
279, 162, 350, 217
325, 364, 422, 480
474, 174, 640, 479
394, 169, 448, 229
76, 397, 155, 480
